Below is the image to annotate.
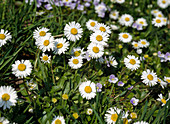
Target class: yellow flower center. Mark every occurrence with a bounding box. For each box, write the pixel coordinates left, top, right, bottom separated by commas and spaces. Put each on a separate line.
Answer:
139, 21, 144, 25
131, 112, 137, 119
18, 63, 26, 71
90, 22, 96, 27
72, 59, 79, 64
52, 98, 57, 103
122, 34, 129, 39
0, 34, 6, 40
89, 110, 92, 114
165, 79, 170, 83
84, 86, 92, 93
158, 79, 161, 82
162, 0, 166, 4
111, 114, 118, 122
92, 46, 99, 53
156, 19, 161, 23
161, 99, 166, 104
158, 14, 162, 17
43, 40, 50, 46
57, 43, 63, 48
134, 44, 138, 47
0, 122, 2, 124
163, 18, 167, 22
112, 13, 116, 16
144, 54, 149, 58
153, 10, 158, 13
125, 17, 130, 21
55, 119, 61, 124
147, 74, 153, 81
71, 28, 78, 35
39, 31, 46, 36
42, 55, 48, 61
74, 51, 81, 57
62, 94, 68, 100
99, 26, 106, 32
129, 59, 136, 65
141, 41, 146, 45
73, 113, 79, 119
2, 93, 10, 101
123, 118, 128, 124
96, 35, 103, 41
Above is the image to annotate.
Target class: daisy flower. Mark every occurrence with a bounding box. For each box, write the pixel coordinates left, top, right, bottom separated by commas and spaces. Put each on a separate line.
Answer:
141, 69, 158, 86
0, 117, 9, 124
119, 14, 134, 26
51, 116, 65, 124
86, 19, 98, 31
130, 112, 137, 119
155, 12, 164, 18
87, 108, 93, 115
0, 86, 17, 110
63, 0, 72, 4
79, 80, 96, 100
110, 25, 119, 30
53, 38, 69, 55
33, 27, 51, 40
157, 94, 169, 106
118, 33, 132, 43
132, 41, 140, 49
104, 107, 121, 124
109, 10, 119, 20
151, 9, 160, 16
116, 0, 125, 4
157, 78, 167, 89
90, 31, 109, 46
26, 79, 37, 90
0, 29, 12, 47
137, 49, 142, 54
95, 23, 111, 34
87, 43, 104, 59
108, 56, 118, 67
68, 57, 83, 69
124, 55, 140, 71
122, 111, 131, 124
130, 97, 139, 106
157, 0, 169, 9
162, 17, 168, 25
133, 121, 149, 124
164, 76, 170, 84
152, 17, 164, 27
108, 74, 118, 83
136, 18, 148, 27
40, 53, 51, 63
71, 47, 85, 58
12, 60, 32, 78
36, 36, 54, 52
64, 21, 83, 42
138, 39, 149, 48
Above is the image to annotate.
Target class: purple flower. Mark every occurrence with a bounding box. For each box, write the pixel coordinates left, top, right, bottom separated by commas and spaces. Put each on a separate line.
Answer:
127, 86, 133, 90
45, 4, 53, 10
108, 74, 118, 83
130, 97, 139, 106
164, 52, 170, 62
84, 51, 92, 61
118, 81, 124, 86
96, 83, 102, 92
84, 2, 91, 7
77, 4, 84, 11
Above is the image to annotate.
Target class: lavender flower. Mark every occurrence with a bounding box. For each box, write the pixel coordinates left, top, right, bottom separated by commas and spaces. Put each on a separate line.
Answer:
127, 86, 133, 90
164, 52, 170, 62
84, 51, 92, 61
118, 81, 124, 86
132, 22, 143, 30
130, 97, 139, 106
108, 74, 118, 83
96, 83, 102, 92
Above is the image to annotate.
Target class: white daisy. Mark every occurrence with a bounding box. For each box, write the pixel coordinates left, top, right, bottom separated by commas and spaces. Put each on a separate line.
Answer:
12, 60, 32, 78
79, 81, 96, 100
164, 76, 170, 84
33, 27, 51, 40
40, 53, 51, 63
141, 69, 158, 86
162, 17, 168, 25
36, 36, 54, 52
0, 117, 9, 124
86, 19, 98, 31
132, 41, 140, 49
118, 33, 132, 43
53, 38, 69, 55
110, 25, 119, 30
109, 10, 119, 20
133, 121, 149, 124
157, 78, 167, 89
157, 94, 169, 106
157, 0, 169, 9
51, 116, 65, 124
130, 97, 139, 106
95, 23, 111, 34
152, 17, 164, 27
151, 9, 160, 16
116, 0, 125, 4
0, 29, 12, 47
68, 57, 83, 69
0, 86, 17, 110
109, 56, 118, 67
63, 0, 72, 4
90, 31, 109, 46
122, 111, 131, 124
136, 18, 148, 27
119, 14, 134, 26
155, 12, 164, 18
87, 43, 104, 59
136, 49, 142, 54
87, 108, 93, 115
104, 107, 121, 124
138, 39, 149, 48
71, 47, 85, 58
64, 21, 83, 42
26, 79, 37, 90
124, 55, 140, 71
